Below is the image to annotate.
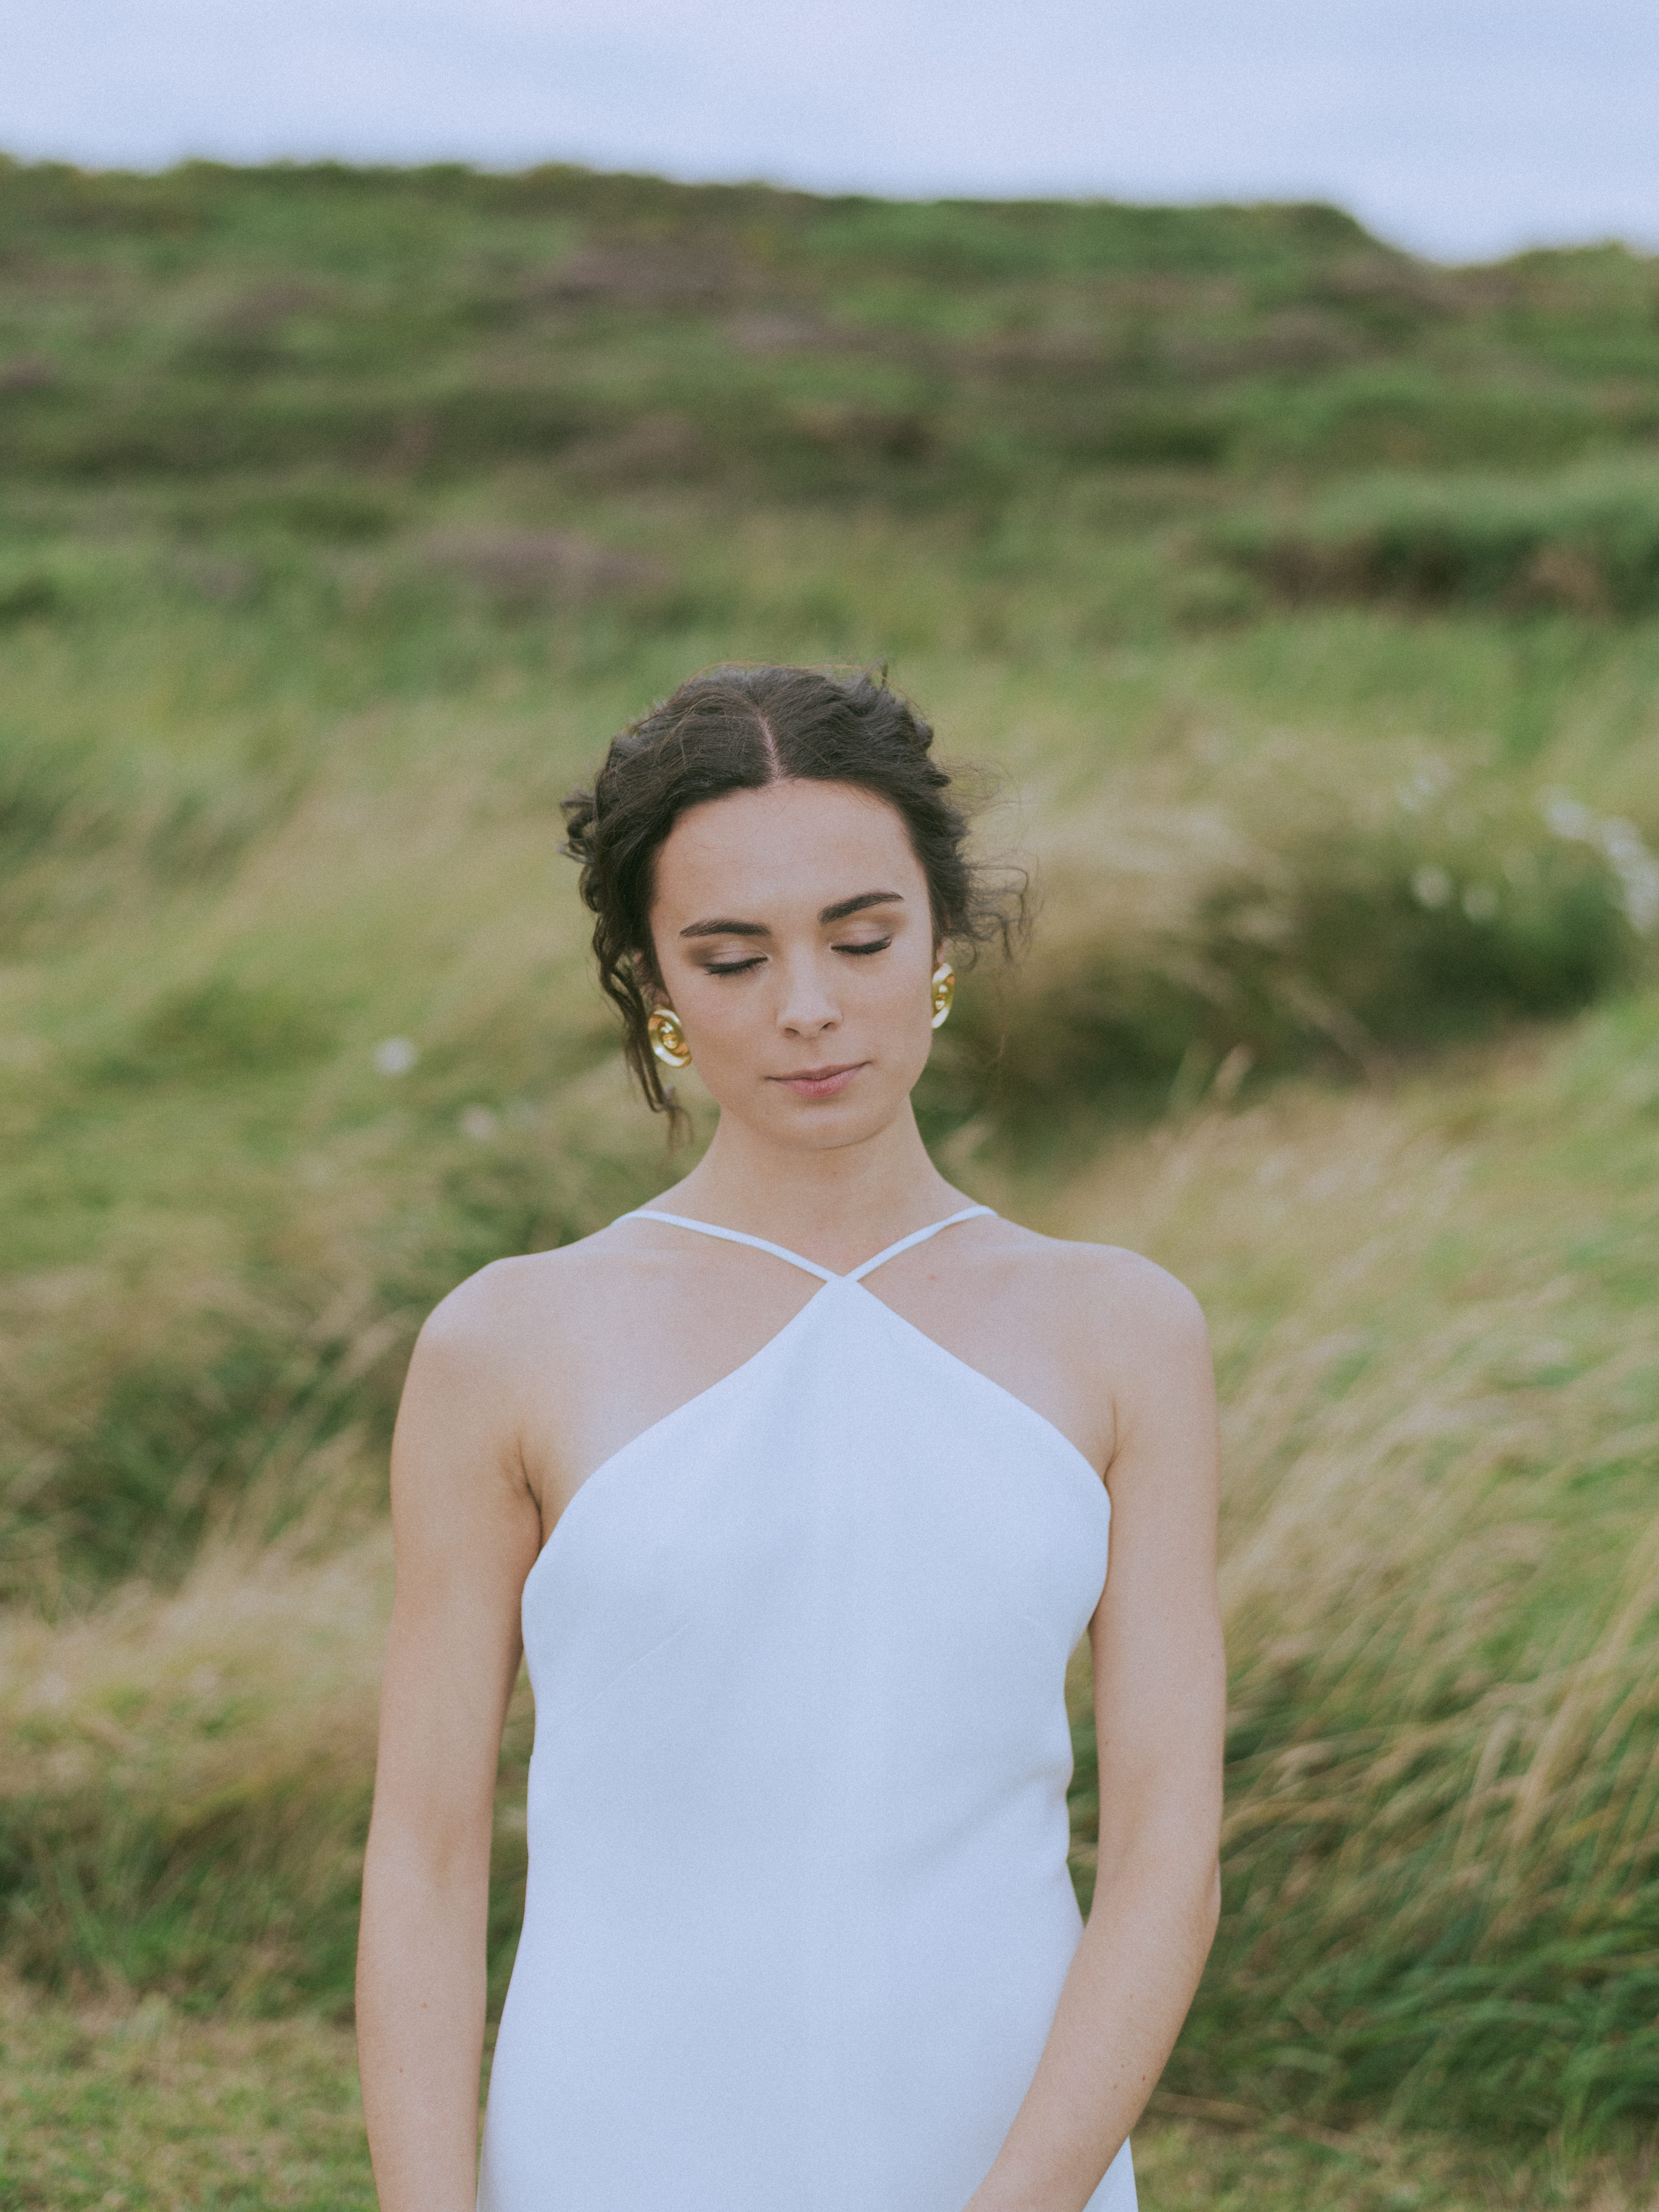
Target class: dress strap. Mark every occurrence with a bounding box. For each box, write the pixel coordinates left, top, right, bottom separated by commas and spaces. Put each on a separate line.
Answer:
845, 1205, 995, 1283
620, 1203, 995, 1285
622, 1210, 838, 1283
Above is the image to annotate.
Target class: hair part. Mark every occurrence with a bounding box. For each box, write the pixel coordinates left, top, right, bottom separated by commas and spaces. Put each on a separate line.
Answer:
562, 664, 1026, 1135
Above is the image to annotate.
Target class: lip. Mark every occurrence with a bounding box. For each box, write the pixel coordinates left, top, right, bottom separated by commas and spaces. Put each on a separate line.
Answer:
769, 1060, 867, 1100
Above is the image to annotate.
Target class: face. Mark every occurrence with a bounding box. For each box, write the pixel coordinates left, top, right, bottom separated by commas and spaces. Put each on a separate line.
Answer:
647, 779, 941, 1150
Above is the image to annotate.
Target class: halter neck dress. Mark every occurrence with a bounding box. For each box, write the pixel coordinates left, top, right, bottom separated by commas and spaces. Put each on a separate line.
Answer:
476, 1206, 1135, 2212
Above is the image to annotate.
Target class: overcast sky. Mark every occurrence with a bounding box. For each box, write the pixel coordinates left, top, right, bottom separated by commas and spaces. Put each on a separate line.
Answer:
5, 0, 1656, 264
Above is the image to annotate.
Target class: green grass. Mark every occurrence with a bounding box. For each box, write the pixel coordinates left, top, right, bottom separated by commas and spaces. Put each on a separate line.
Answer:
1222, 462, 1659, 616
0, 1982, 379, 2210
2, 158, 1656, 499
1052, 1002, 1659, 2140
1, 157, 1657, 2181
4, 1982, 1655, 2211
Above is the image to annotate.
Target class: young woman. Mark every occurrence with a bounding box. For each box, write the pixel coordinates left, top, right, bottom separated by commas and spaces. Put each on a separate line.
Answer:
356, 666, 1224, 2212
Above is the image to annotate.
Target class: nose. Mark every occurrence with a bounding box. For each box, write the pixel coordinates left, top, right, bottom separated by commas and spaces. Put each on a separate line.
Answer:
776, 950, 840, 1038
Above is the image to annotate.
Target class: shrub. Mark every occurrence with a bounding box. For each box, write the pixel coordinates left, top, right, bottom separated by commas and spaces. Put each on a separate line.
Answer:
931, 780, 1653, 1135
1229, 371, 1612, 472
1220, 466, 1659, 616
0, 569, 61, 624
418, 527, 671, 611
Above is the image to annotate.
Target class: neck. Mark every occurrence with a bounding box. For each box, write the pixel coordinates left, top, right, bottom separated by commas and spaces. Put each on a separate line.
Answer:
657, 1100, 968, 1269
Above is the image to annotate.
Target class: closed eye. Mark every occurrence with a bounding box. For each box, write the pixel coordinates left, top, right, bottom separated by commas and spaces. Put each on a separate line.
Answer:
706, 934, 892, 976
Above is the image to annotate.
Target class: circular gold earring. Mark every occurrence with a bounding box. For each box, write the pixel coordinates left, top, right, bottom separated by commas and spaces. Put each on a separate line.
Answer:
930, 961, 956, 1030
646, 1006, 692, 1069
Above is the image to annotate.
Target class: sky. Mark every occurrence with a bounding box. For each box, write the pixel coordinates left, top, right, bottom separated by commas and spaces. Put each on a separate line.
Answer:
5, 0, 1657, 265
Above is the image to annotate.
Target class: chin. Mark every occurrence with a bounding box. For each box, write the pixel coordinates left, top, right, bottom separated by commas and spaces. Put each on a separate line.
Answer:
766, 1093, 902, 1149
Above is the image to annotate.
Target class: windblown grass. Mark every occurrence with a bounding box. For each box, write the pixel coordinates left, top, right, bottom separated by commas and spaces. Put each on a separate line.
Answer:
1052, 998, 1659, 2141
5, 479, 1653, 1594
6, 997, 1656, 2158
2, 1535, 391, 2003
944, 757, 1652, 1133
3, 160, 1659, 2171
0, 1524, 537, 2013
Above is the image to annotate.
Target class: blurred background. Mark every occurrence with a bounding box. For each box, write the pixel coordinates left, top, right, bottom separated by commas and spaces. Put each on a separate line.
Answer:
2, 7, 1657, 2207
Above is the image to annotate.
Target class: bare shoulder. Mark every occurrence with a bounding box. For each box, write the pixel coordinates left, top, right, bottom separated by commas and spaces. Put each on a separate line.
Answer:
410, 1222, 645, 1383
983, 1218, 1208, 1354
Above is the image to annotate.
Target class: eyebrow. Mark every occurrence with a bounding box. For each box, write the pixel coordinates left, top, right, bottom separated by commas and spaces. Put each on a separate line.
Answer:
678, 889, 904, 939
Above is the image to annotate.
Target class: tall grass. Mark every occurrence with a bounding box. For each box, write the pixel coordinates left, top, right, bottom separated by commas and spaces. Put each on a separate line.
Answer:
2, 160, 1659, 2160
6, 998, 1657, 2152
2, 1534, 391, 2004
1055, 1000, 1659, 2140
941, 761, 1652, 1135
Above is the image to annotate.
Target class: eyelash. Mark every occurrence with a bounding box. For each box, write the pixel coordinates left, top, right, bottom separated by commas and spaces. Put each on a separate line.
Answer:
705, 935, 893, 977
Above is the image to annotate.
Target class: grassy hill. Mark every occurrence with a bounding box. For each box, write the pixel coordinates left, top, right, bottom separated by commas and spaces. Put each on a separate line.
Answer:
2, 159, 1657, 2195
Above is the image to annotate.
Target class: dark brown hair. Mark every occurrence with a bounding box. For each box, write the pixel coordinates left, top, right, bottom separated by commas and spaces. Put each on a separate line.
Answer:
562, 664, 1023, 1127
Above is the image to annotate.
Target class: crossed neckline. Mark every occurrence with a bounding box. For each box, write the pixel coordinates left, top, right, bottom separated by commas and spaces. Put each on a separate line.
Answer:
620, 1202, 995, 1285
524, 1201, 1108, 1605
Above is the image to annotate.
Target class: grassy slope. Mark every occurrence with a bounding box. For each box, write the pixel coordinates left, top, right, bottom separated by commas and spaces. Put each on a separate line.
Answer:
2, 161, 1658, 2189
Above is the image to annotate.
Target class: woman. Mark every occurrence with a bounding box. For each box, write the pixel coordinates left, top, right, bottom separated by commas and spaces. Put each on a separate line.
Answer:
357, 666, 1224, 2212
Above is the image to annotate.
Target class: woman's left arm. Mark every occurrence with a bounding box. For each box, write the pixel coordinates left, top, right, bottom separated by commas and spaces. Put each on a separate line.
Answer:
968, 1260, 1225, 2212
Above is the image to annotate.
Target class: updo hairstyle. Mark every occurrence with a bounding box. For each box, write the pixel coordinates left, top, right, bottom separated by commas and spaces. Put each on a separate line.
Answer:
562, 665, 1023, 1124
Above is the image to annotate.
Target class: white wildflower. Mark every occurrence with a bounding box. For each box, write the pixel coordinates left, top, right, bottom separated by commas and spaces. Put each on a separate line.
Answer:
1541, 789, 1595, 840
1539, 792, 1659, 933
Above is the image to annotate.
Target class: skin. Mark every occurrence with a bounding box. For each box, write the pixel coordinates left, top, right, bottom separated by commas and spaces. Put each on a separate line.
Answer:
356, 777, 1224, 2212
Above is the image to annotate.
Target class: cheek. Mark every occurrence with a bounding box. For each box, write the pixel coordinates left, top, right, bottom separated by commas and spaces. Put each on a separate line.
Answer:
862, 956, 939, 1049
885, 939, 940, 1001
669, 968, 767, 1048
692, 987, 753, 1039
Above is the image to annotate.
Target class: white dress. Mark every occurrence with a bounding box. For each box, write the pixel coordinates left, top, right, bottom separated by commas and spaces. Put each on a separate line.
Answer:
476, 1205, 1135, 2212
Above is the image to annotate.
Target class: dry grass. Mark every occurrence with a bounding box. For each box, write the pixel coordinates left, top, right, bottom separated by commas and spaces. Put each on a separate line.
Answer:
2, 1530, 388, 1817
1134, 2099, 1659, 2210
2, 438, 1656, 2160
5, 991, 1656, 2152
6, 158, 1659, 2188
0, 1532, 393, 2003
1039, 1001, 1659, 2135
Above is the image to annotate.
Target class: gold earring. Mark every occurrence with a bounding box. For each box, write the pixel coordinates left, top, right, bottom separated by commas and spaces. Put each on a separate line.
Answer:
646, 1006, 692, 1069
930, 961, 956, 1029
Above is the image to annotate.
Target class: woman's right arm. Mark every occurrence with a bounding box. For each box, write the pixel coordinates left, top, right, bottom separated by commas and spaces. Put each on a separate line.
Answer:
357, 1284, 543, 2212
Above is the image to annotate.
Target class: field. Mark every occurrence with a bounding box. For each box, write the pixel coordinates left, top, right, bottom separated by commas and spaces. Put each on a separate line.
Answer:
2, 159, 1657, 2206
